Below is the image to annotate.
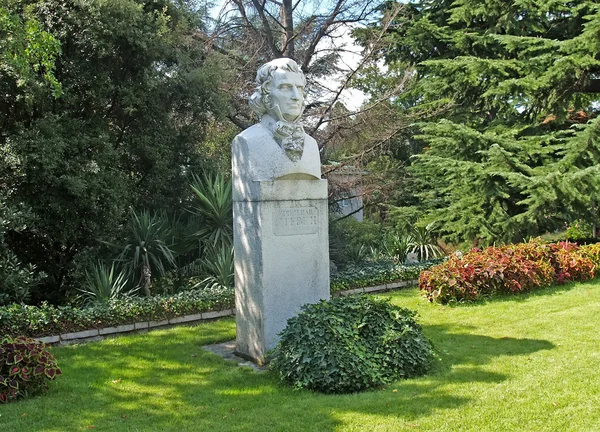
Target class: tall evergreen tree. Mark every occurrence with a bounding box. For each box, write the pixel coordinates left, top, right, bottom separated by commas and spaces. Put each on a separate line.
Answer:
365, 0, 600, 244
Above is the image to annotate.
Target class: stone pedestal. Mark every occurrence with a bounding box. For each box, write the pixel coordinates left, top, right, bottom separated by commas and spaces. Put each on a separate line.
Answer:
233, 179, 330, 363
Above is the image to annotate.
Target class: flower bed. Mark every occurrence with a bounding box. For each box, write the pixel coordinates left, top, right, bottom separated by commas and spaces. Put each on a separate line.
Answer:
330, 259, 441, 293
420, 240, 598, 304
2, 259, 440, 339
0, 287, 234, 338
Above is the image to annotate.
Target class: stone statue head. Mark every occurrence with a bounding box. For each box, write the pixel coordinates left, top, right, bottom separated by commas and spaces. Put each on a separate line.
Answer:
249, 58, 307, 123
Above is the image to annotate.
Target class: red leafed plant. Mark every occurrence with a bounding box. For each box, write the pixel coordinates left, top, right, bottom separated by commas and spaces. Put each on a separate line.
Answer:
0, 336, 62, 403
419, 239, 594, 304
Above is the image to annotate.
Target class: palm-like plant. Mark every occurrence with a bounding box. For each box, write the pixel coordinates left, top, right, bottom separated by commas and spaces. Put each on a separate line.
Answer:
115, 210, 176, 296
381, 232, 413, 263
78, 262, 133, 305
408, 223, 444, 261
188, 172, 233, 249
192, 245, 234, 290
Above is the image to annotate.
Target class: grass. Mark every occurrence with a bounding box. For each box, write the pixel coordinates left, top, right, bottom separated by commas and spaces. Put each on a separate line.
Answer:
1, 281, 599, 431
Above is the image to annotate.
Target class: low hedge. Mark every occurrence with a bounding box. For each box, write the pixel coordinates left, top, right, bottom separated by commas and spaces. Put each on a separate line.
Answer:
0, 287, 234, 338
420, 240, 598, 304
331, 259, 441, 293
2, 259, 440, 339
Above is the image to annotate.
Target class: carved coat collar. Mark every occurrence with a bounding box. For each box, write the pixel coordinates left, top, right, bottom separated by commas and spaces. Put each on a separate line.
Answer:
261, 114, 305, 162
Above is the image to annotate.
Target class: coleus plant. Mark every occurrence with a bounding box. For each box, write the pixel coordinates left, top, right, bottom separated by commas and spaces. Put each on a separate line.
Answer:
0, 336, 62, 403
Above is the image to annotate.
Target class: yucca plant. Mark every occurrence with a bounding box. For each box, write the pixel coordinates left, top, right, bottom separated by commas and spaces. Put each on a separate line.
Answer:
381, 232, 413, 263
408, 223, 444, 261
78, 262, 134, 305
346, 244, 368, 264
115, 210, 176, 296
188, 172, 233, 249
191, 245, 234, 290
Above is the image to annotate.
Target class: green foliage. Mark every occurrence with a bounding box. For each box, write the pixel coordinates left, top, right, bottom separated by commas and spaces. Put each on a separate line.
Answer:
0, 250, 46, 306
420, 240, 595, 303
0, 335, 61, 403
0, 194, 46, 305
0, 286, 235, 338
330, 259, 439, 293
408, 223, 444, 261
0, 2, 62, 103
189, 173, 233, 249
1, 0, 227, 303
114, 210, 176, 296
359, 0, 600, 245
329, 218, 384, 267
380, 232, 412, 264
77, 262, 134, 305
565, 219, 594, 241
270, 295, 434, 394
191, 245, 234, 290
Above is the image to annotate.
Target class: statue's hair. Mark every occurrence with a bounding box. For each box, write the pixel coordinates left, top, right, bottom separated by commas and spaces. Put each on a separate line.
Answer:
249, 58, 306, 117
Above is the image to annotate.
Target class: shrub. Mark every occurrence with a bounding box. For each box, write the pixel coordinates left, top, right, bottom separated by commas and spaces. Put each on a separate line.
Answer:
420, 240, 595, 304
329, 218, 383, 267
565, 219, 593, 240
0, 286, 235, 338
580, 243, 600, 268
78, 262, 134, 305
0, 336, 62, 403
270, 295, 434, 394
330, 259, 440, 293
550, 244, 595, 283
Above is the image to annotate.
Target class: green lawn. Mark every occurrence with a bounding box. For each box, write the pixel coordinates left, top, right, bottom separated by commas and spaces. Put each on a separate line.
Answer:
2, 281, 599, 431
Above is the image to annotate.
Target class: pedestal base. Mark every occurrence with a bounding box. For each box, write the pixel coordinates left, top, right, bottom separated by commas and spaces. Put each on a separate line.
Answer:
233, 179, 330, 362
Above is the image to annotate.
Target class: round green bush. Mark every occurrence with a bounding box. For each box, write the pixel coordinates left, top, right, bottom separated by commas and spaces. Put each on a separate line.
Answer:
270, 295, 434, 394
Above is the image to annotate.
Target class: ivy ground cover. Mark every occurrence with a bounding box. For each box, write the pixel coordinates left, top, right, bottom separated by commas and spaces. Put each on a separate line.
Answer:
1, 282, 599, 431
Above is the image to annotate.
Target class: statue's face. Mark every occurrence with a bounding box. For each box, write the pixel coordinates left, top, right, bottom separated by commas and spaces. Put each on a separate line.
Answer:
269, 69, 305, 122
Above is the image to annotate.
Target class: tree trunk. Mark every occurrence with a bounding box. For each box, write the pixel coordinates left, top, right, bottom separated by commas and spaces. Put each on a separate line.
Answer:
141, 264, 151, 297
281, 0, 294, 58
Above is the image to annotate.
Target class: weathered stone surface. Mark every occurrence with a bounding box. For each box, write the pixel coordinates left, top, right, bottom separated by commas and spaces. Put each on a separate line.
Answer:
169, 314, 203, 324
148, 319, 170, 328
37, 335, 60, 344
134, 322, 149, 330
60, 329, 99, 341
363, 284, 387, 293
233, 58, 330, 363
338, 288, 364, 296
203, 340, 267, 372
115, 324, 135, 333
99, 327, 119, 336
202, 309, 233, 320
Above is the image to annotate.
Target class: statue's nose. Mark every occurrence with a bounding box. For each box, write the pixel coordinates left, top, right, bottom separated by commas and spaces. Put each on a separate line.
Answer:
291, 86, 300, 100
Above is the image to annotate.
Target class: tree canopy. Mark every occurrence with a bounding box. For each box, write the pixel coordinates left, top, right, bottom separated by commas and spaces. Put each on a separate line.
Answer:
364, 0, 600, 244
1, 0, 227, 303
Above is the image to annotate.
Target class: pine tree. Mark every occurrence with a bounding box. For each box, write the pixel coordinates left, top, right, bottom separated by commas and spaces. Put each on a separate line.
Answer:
368, 0, 600, 244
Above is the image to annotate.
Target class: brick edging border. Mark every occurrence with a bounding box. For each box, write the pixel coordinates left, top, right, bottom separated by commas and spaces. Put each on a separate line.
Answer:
36, 279, 419, 345
36, 309, 234, 345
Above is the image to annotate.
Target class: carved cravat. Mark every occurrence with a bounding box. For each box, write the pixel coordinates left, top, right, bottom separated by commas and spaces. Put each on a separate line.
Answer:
273, 121, 304, 162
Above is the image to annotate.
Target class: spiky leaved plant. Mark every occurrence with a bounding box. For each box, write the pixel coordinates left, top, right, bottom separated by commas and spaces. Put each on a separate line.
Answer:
78, 262, 134, 305
115, 210, 176, 296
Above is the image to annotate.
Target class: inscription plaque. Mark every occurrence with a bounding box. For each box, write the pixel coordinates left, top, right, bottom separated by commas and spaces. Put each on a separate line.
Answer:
273, 206, 319, 236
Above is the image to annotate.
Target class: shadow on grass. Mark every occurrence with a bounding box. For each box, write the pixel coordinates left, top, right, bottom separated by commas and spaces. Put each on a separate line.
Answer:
3, 317, 555, 432
447, 279, 598, 308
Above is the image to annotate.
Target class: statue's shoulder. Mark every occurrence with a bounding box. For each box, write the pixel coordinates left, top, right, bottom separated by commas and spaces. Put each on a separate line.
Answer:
234, 123, 271, 144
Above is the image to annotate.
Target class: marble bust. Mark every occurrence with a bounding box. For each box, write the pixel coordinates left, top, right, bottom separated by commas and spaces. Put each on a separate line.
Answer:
232, 58, 330, 362
232, 58, 322, 199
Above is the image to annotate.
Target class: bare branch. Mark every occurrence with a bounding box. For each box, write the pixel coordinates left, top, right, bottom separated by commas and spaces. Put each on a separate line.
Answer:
309, 5, 404, 136
250, 0, 283, 57
300, 0, 346, 72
